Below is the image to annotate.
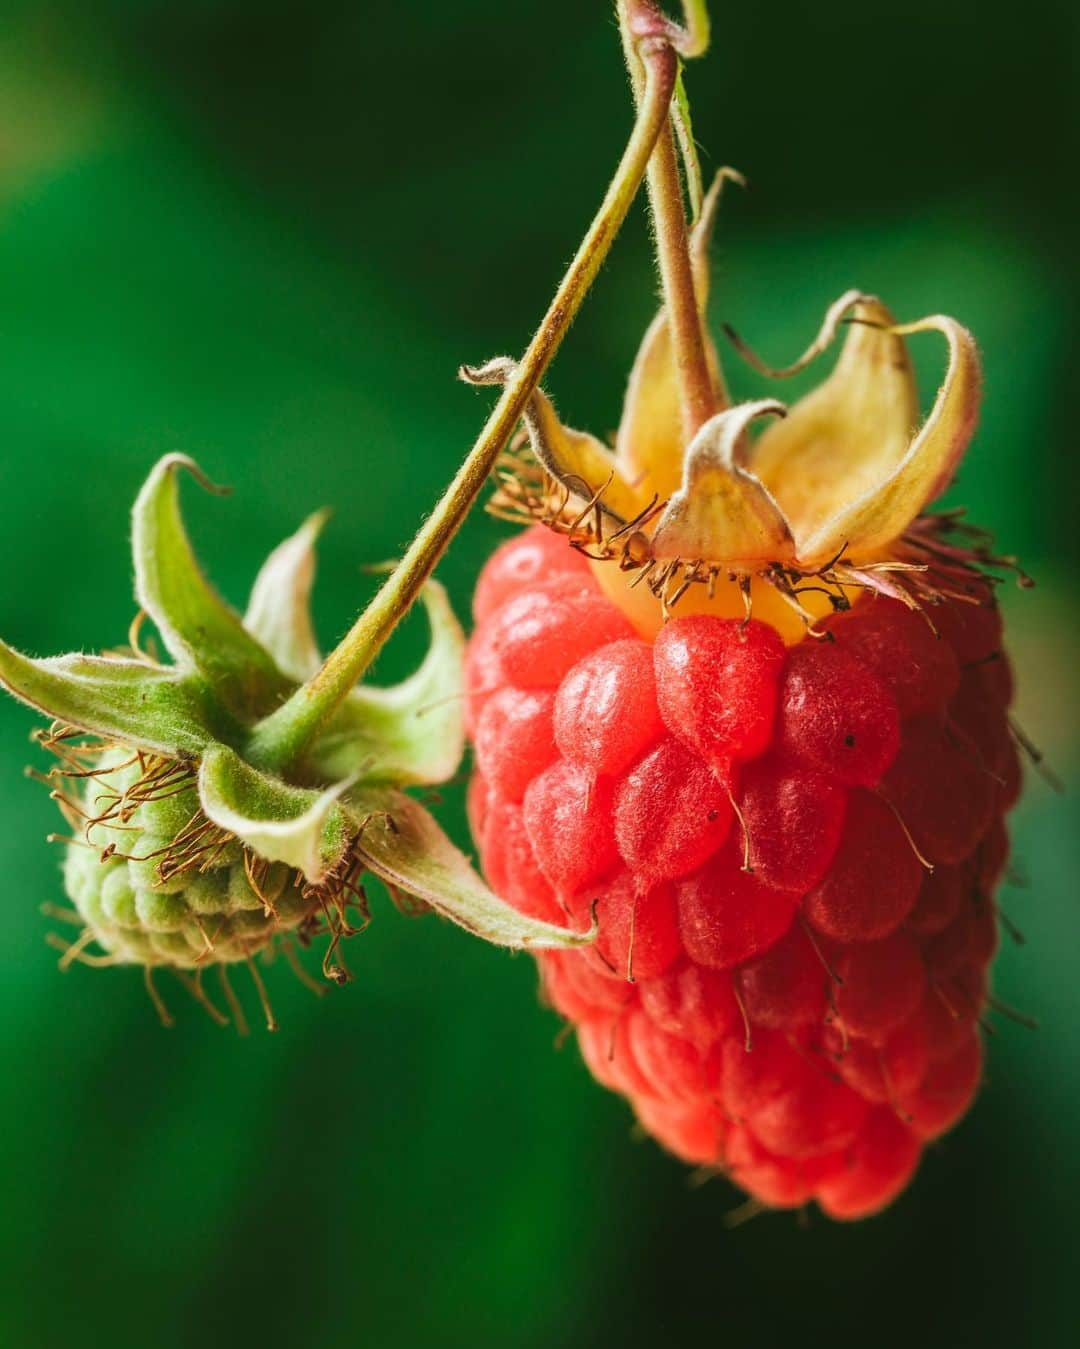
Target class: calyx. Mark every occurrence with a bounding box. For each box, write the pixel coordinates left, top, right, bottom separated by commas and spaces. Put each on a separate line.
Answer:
472, 173, 986, 630
1, 456, 591, 982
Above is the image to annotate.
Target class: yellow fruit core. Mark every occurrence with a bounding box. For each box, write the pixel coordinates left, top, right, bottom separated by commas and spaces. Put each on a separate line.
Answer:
590, 557, 848, 645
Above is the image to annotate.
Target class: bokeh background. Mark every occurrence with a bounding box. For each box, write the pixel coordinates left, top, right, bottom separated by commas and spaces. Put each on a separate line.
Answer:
0, 2, 1076, 1345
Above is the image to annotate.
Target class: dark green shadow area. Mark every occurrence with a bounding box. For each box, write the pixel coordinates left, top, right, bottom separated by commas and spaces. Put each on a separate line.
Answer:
0, 3, 1075, 1347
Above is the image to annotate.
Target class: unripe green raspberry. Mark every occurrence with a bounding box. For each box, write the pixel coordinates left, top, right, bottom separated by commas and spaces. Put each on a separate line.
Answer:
0, 454, 582, 1026
63, 762, 312, 967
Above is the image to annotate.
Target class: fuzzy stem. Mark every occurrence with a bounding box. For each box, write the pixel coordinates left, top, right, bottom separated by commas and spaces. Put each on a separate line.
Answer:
647, 118, 716, 438
246, 41, 678, 774
620, 0, 717, 441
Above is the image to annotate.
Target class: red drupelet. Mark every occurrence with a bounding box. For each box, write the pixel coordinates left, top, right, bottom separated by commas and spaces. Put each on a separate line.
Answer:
466, 528, 1016, 1220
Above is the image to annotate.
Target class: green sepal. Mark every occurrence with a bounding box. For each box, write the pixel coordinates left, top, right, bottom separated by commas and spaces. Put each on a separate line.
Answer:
198, 744, 353, 884
133, 455, 291, 716
244, 509, 329, 683
0, 641, 217, 755
310, 580, 465, 787
347, 789, 595, 951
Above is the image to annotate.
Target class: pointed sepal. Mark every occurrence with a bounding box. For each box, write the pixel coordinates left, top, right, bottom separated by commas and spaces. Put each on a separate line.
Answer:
310, 580, 465, 786
198, 744, 354, 884
882, 313, 982, 508
133, 455, 290, 714
650, 400, 794, 565
244, 510, 329, 682
348, 789, 595, 950
461, 358, 643, 526
746, 297, 980, 566
0, 642, 217, 755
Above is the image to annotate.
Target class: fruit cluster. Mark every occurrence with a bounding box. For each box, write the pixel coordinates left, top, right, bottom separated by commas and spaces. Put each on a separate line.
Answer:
466, 527, 1018, 1219
61, 755, 311, 969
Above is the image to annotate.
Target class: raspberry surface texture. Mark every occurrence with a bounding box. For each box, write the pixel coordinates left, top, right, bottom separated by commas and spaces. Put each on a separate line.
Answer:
467, 527, 1018, 1220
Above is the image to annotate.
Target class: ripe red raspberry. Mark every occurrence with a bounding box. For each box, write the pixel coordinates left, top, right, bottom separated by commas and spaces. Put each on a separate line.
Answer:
466, 527, 1018, 1220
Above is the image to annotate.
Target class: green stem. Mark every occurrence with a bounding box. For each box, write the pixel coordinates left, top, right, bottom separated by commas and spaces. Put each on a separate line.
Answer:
247, 40, 678, 774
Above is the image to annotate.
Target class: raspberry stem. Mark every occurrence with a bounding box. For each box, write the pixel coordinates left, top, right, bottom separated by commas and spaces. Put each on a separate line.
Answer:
246, 32, 681, 775
621, 0, 711, 57
674, 0, 710, 56
620, 1, 718, 440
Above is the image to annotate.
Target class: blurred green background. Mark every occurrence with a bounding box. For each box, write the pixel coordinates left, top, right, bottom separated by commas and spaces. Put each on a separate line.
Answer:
0, 2, 1076, 1346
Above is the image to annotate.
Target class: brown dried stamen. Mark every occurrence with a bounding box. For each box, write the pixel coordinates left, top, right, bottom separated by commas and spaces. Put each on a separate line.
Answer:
489, 446, 1029, 635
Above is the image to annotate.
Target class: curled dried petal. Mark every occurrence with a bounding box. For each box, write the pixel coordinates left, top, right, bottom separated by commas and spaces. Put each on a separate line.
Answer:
724, 287, 865, 379
748, 298, 980, 567
650, 400, 794, 564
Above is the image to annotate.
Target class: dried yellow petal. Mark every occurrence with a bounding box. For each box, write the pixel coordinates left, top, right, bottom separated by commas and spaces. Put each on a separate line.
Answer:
650, 400, 794, 564
748, 298, 979, 566
462, 357, 644, 524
